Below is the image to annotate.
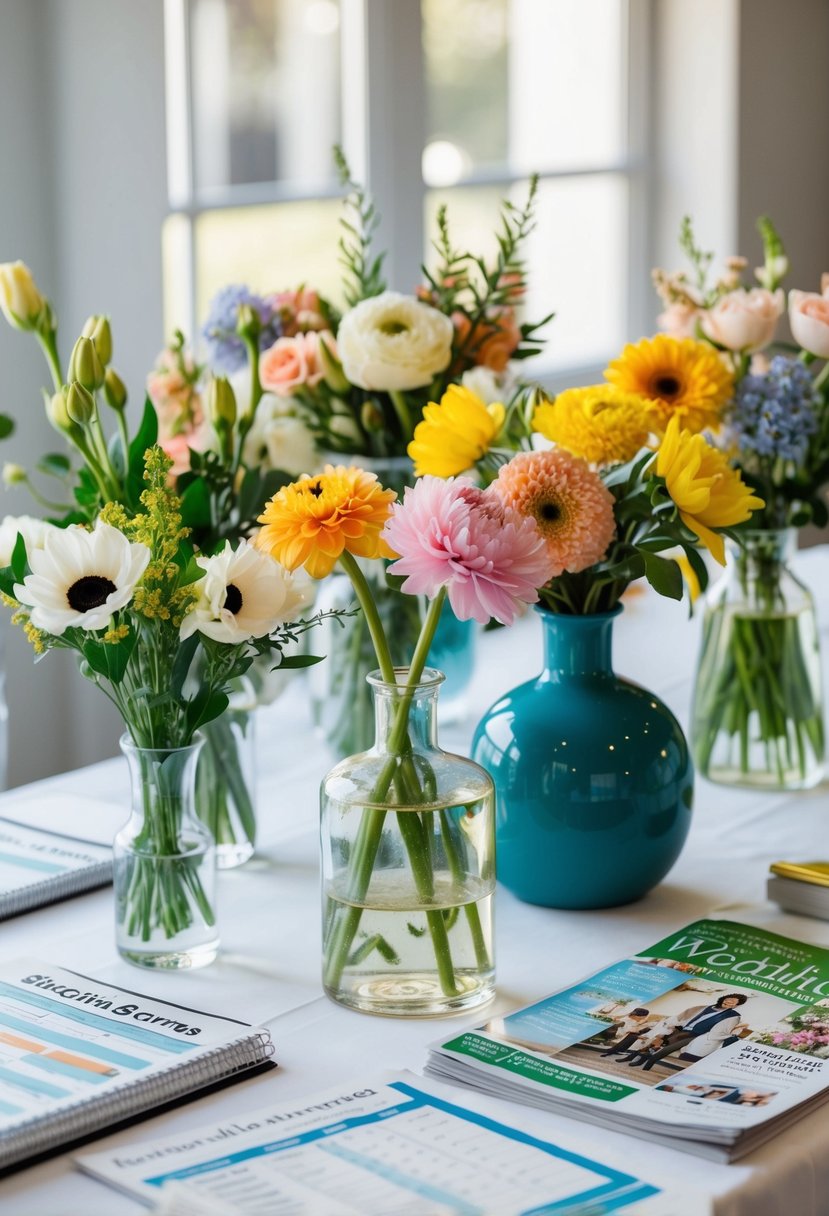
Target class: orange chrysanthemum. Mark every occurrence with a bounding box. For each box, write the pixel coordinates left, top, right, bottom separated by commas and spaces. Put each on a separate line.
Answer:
256, 465, 396, 578
604, 335, 733, 435
491, 449, 616, 577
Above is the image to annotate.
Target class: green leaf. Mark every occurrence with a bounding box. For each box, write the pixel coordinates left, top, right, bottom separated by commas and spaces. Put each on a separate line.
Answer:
37, 453, 71, 478
0, 415, 15, 440
126, 399, 159, 508
640, 550, 683, 600
0, 563, 17, 598
104, 626, 137, 685
179, 477, 212, 530
170, 634, 200, 700
275, 653, 324, 670
10, 533, 27, 582
78, 640, 111, 679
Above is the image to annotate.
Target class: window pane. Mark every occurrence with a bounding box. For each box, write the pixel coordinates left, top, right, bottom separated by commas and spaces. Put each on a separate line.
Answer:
423, 0, 625, 185
162, 213, 193, 337
425, 175, 626, 373
191, 0, 341, 193
193, 200, 343, 324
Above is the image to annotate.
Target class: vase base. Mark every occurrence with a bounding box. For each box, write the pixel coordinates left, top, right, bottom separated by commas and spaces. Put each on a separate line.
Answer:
216, 841, 255, 869
702, 763, 825, 792
324, 970, 495, 1019
118, 937, 220, 970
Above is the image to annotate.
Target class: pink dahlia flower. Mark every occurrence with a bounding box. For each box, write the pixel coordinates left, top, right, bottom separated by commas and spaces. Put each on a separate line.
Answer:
490, 449, 616, 577
382, 476, 555, 626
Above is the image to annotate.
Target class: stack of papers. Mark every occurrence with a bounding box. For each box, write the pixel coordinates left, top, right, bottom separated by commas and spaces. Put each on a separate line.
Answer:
767, 861, 829, 920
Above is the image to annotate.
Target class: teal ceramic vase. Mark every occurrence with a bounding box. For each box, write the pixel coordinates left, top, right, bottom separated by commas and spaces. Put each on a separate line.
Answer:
472, 606, 693, 909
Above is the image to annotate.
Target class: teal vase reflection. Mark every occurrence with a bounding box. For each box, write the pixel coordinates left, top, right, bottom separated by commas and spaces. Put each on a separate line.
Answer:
472, 606, 693, 909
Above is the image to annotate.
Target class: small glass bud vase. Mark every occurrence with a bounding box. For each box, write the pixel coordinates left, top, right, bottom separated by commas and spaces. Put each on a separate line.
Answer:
691, 530, 825, 790
115, 735, 219, 969
196, 685, 257, 869
321, 668, 495, 1018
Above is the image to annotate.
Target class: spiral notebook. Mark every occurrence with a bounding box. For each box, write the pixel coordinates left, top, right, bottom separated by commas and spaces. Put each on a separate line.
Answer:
0, 793, 124, 920
0, 960, 274, 1172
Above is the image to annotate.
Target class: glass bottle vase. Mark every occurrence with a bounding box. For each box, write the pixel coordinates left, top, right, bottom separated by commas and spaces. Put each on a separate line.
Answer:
691, 530, 825, 790
114, 735, 219, 969
196, 692, 257, 869
321, 668, 495, 1017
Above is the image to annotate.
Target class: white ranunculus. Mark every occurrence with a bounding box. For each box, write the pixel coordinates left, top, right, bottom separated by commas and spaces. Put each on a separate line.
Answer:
242, 395, 317, 477
14, 521, 150, 635
180, 541, 312, 644
0, 515, 59, 568
0, 261, 45, 331
460, 365, 514, 406
337, 291, 454, 392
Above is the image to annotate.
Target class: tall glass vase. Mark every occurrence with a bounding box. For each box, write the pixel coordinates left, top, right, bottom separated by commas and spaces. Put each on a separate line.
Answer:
473, 607, 693, 909
691, 530, 825, 790
321, 668, 495, 1017
114, 735, 219, 969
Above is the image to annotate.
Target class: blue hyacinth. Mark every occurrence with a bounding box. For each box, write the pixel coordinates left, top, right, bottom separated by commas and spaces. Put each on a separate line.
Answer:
201, 285, 280, 374
728, 356, 820, 463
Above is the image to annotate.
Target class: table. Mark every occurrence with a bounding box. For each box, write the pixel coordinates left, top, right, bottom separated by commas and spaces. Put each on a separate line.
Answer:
1, 549, 828, 1216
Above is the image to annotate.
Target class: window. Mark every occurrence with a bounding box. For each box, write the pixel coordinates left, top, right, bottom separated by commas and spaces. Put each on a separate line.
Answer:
164, 0, 649, 383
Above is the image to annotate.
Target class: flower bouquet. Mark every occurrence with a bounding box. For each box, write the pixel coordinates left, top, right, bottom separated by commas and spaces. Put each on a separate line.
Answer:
654, 218, 828, 788
199, 154, 552, 758
256, 462, 554, 1015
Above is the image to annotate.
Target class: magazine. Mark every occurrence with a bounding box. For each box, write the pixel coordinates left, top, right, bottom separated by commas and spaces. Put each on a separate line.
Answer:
427, 917, 829, 1161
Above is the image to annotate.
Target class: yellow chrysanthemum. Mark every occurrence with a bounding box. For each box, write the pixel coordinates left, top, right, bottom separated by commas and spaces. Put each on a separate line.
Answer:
408, 385, 506, 477
656, 417, 764, 564
256, 465, 396, 578
533, 385, 652, 465
605, 335, 733, 435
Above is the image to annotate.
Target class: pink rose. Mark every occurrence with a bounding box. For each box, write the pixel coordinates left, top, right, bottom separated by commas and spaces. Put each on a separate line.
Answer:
147, 347, 202, 434
269, 288, 325, 336
789, 281, 829, 357
259, 331, 329, 396
161, 423, 210, 479
701, 288, 784, 352
657, 301, 700, 339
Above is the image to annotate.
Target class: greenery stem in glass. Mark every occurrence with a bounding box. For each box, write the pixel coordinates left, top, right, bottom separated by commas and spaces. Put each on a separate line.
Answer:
195, 682, 257, 869
692, 529, 825, 789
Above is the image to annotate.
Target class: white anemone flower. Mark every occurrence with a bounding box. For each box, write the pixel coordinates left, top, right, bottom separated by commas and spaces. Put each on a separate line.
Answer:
180, 540, 311, 644
14, 521, 151, 635
0, 515, 60, 568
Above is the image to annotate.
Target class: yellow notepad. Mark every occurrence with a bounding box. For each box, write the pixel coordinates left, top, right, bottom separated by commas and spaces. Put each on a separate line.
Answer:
769, 861, 829, 888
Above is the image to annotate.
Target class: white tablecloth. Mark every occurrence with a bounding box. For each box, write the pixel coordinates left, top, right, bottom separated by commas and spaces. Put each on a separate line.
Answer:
1, 550, 829, 1215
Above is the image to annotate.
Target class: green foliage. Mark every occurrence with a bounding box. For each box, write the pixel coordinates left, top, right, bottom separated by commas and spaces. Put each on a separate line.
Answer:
334, 145, 386, 307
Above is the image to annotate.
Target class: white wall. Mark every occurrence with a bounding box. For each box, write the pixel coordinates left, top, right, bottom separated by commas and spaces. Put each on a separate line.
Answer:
0, 0, 167, 785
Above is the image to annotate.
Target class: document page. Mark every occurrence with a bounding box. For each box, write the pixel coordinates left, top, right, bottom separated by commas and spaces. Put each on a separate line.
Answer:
0, 818, 110, 899
78, 1073, 665, 1214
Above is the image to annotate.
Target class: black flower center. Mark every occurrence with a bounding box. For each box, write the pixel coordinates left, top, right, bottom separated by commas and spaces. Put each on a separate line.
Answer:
223, 583, 243, 615
653, 374, 681, 398
539, 501, 561, 523
306, 482, 323, 498
67, 575, 117, 612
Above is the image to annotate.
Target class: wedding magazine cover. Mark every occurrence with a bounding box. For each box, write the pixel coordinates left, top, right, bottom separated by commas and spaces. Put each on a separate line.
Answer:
427, 918, 829, 1161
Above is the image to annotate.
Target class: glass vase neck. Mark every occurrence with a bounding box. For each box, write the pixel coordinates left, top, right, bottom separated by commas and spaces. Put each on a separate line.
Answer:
730, 528, 797, 566
537, 607, 620, 678
730, 528, 800, 609
368, 667, 443, 753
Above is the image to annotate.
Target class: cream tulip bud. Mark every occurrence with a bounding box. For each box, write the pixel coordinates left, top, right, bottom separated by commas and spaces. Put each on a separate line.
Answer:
66, 381, 96, 426
208, 376, 237, 429
103, 368, 128, 411
46, 388, 72, 433
81, 315, 113, 366
69, 336, 106, 392
319, 333, 350, 392
360, 399, 385, 433
2, 462, 27, 487
0, 261, 45, 331
236, 304, 261, 341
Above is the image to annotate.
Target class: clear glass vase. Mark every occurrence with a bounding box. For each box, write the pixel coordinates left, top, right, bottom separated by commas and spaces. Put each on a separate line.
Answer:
321, 668, 495, 1017
691, 530, 825, 790
115, 735, 219, 969
196, 685, 257, 869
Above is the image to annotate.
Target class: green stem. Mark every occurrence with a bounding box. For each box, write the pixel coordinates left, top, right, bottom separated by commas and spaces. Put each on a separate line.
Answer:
36, 329, 63, 393
387, 390, 412, 440
338, 551, 397, 684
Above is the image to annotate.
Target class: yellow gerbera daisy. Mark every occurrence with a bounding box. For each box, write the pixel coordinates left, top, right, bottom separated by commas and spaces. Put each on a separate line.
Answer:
256, 465, 396, 578
656, 417, 764, 564
605, 335, 733, 435
532, 385, 652, 465
408, 385, 506, 478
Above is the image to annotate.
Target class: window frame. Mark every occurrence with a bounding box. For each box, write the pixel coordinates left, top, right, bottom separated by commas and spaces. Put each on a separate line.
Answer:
164, 0, 653, 387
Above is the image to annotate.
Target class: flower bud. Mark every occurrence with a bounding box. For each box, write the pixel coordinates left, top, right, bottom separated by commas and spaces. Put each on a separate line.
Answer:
360, 399, 385, 432
66, 381, 96, 426
319, 333, 350, 392
103, 367, 128, 411
0, 261, 45, 331
236, 303, 261, 341
69, 336, 105, 391
208, 376, 237, 429
82, 315, 113, 366
2, 462, 26, 487
46, 388, 72, 432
